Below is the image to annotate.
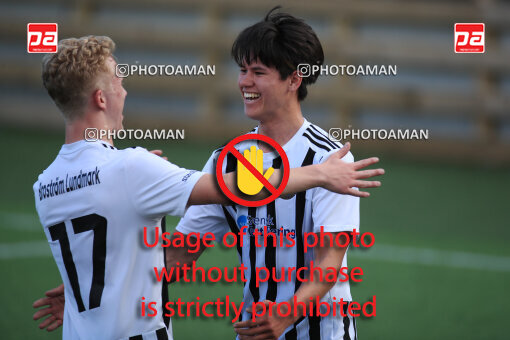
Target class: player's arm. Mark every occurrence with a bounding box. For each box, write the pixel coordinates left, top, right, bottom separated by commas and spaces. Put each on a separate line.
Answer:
234, 233, 348, 340
164, 232, 207, 283
187, 142, 383, 206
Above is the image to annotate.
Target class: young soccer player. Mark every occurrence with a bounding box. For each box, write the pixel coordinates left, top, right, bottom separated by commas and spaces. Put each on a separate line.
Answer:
32, 33, 383, 339
174, 7, 370, 340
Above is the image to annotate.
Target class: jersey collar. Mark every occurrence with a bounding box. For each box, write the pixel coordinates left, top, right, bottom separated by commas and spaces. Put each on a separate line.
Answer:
254, 119, 310, 151
59, 139, 116, 155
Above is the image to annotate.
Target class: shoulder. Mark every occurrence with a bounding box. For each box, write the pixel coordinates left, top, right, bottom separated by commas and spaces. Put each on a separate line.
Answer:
119, 146, 176, 172
118, 146, 157, 161
298, 122, 354, 163
204, 127, 259, 170
211, 126, 258, 154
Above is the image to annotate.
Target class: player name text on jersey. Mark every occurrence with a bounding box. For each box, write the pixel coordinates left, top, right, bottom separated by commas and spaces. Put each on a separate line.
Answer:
37, 167, 101, 201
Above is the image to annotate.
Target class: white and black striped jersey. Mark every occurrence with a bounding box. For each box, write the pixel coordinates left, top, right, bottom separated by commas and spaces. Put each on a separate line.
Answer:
176, 119, 359, 340
33, 140, 204, 340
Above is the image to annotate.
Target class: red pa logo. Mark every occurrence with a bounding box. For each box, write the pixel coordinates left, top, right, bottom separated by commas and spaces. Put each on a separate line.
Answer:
454, 23, 485, 53
27, 23, 58, 53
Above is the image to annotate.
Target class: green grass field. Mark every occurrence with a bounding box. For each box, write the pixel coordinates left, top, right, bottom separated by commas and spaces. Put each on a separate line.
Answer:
1, 127, 509, 339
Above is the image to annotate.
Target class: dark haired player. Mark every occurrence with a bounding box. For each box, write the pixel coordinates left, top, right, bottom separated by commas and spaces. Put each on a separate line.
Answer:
175, 7, 369, 340
32, 10, 383, 340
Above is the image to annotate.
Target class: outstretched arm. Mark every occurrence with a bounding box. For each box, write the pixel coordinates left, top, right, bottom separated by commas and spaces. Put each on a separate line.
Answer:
188, 142, 383, 206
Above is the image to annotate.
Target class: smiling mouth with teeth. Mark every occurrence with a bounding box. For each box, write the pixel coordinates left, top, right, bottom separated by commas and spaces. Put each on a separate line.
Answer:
243, 92, 261, 101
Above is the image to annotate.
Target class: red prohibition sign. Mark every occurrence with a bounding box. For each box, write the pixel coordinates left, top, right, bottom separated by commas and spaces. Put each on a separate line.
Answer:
216, 134, 290, 207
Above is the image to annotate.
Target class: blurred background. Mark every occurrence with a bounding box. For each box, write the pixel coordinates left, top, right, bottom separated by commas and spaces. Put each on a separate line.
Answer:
0, 0, 509, 339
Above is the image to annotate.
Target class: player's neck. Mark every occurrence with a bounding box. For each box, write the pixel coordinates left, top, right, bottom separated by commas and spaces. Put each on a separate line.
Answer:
64, 111, 114, 145
257, 107, 304, 151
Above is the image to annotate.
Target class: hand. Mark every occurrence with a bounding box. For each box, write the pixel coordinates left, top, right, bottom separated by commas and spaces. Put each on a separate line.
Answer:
33, 284, 65, 332
237, 146, 275, 195
150, 149, 168, 161
234, 300, 293, 340
321, 142, 384, 197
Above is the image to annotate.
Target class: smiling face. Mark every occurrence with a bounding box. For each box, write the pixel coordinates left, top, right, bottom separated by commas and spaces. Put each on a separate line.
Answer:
238, 60, 298, 122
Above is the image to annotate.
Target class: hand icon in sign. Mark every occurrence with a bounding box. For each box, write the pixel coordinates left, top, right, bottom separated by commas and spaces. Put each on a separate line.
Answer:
237, 146, 275, 195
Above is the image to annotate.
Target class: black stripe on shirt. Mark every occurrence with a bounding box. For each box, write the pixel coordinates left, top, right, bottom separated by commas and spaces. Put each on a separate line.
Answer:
160, 217, 170, 328
294, 148, 316, 293
265, 201, 277, 301
264, 157, 281, 302
309, 124, 341, 150
308, 316, 322, 339
210, 147, 235, 172
272, 156, 282, 169
222, 206, 242, 322
285, 326, 297, 340
353, 315, 358, 340
225, 152, 237, 173
129, 327, 168, 340
223, 150, 242, 259
156, 327, 169, 340
285, 316, 306, 340
284, 149, 316, 340
303, 132, 331, 152
307, 125, 340, 150
248, 207, 260, 303
343, 302, 352, 340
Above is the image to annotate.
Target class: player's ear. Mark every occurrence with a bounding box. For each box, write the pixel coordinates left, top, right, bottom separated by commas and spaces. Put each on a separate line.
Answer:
93, 89, 107, 111
288, 70, 303, 93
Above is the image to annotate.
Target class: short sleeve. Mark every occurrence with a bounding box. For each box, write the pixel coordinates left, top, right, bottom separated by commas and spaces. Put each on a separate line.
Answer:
311, 150, 360, 233
200, 150, 217, 173
176, 150, 229, 239
123, 148, 204, 218
176, 204, 229, 241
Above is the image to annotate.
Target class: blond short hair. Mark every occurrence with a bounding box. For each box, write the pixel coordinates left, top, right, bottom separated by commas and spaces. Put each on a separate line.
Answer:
42, 35, 115, 120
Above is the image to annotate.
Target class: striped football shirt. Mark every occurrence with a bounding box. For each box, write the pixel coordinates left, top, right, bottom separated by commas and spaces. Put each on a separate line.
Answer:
176, 119, 359, 340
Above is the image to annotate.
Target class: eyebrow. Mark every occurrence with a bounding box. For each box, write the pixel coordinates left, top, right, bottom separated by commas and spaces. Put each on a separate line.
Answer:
248, 66, 267, 72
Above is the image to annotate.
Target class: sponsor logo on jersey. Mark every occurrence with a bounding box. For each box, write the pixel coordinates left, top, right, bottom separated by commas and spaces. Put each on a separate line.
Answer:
182, 170, 197, 182
237, 214, 296, 239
